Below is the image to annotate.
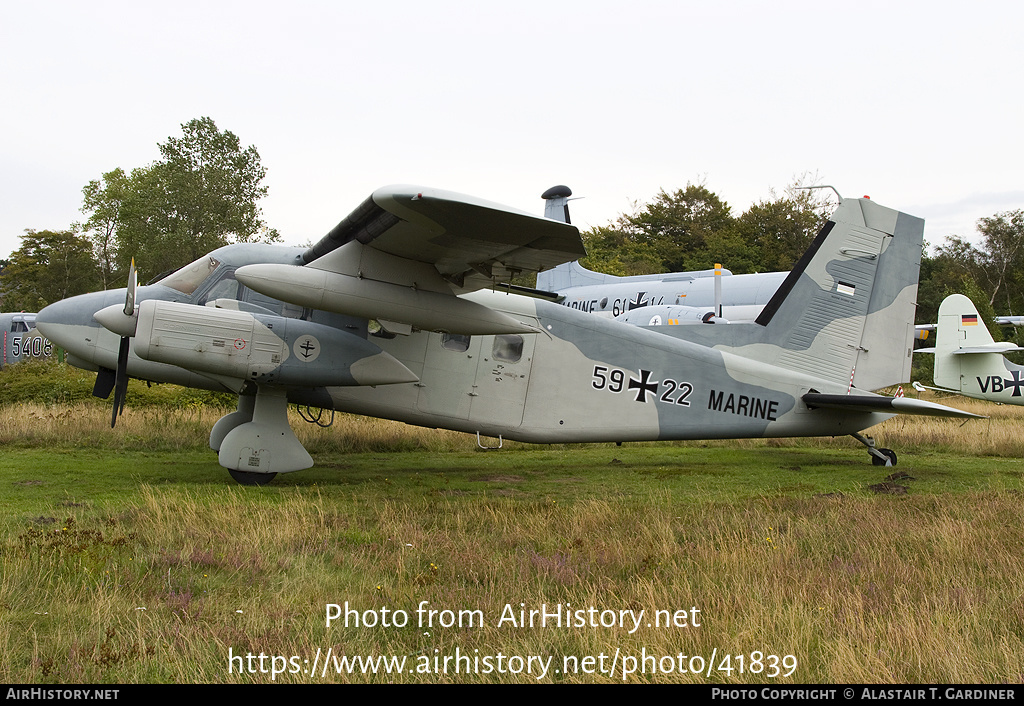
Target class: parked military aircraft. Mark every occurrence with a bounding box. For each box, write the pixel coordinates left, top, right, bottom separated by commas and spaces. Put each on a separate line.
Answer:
915, 293, 1024, 403
36, 185, 979, 484
0, 312, 53, 368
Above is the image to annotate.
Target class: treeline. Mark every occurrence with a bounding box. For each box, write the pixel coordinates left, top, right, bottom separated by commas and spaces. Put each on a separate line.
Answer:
0, 117, 278, 312
578, 183, 1024, 330
578, 180, 836, 278
2, 118, 1021, 335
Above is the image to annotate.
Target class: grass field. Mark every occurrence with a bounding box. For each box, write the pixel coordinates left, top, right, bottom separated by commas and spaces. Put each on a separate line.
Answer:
1, 397, 1023, 683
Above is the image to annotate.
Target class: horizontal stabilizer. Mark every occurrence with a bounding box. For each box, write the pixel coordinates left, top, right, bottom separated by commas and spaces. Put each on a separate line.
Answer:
951, 343, 1024, 355
802, 393, 984, 419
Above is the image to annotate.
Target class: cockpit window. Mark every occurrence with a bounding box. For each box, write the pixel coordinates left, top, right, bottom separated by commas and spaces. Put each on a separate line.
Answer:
204, 275, 240, 302
158, 256, 221, 295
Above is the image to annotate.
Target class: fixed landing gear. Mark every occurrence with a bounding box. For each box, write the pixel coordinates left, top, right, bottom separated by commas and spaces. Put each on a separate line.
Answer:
851, 432, 897, 467
214, 386, 313, 484
228, 470, 278, 486
870, 448, 898, 467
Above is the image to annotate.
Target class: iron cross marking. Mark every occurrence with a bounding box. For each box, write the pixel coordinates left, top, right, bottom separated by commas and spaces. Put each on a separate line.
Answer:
628, 291, 649, 311
628, 369, 659, 403
1004, 370, 1024, 397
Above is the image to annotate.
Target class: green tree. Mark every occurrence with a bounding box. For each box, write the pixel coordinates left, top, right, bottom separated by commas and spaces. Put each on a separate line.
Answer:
928, 210, 1024, 315
0, 229, 100, 311
81, 117, 280, 281
579, 225, 665, 276
973, 210, 1024, 313
916, 246, 975, 327
580, 183, 760, 274
622, 184, 746, 272
80, 167, 130, 288
734, 184, 835, 272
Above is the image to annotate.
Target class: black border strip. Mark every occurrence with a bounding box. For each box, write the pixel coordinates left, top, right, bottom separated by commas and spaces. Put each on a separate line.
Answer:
754, 220, 835, 327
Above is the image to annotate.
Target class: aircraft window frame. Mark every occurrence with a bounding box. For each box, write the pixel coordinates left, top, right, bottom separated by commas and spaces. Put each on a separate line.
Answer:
158, 256, 222, 296
441, 333, 471, 353
492, 334, 524, 363
202, 274, 241, 303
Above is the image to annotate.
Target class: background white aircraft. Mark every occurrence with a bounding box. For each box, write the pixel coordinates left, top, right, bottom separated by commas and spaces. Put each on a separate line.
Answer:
537, 186, 796, 326
916, 293, 1024, 403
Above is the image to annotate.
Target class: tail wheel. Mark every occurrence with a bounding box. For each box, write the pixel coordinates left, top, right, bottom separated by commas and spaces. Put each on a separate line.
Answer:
871, 449, 898, 467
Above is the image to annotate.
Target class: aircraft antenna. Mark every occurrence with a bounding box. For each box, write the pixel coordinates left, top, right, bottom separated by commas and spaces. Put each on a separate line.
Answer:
794, 185, 843, 203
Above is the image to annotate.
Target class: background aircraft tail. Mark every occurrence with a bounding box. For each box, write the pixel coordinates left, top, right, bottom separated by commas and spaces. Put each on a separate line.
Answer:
931, 293, 1024, 394
667, 197, 924, 391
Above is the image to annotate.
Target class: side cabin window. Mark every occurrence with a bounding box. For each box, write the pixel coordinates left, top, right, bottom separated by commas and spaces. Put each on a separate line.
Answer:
492, 334, 523, 363
11, 320, 29, 333
196, 269, 305, 321
441, 333, 471, 352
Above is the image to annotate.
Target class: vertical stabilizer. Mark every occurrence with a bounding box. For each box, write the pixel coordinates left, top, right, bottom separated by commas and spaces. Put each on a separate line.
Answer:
541, 185, 573, 224
753, 197, 923, 390
934, 293, 1000, 393
669, 197, 924, 391
537, 185, 581, 292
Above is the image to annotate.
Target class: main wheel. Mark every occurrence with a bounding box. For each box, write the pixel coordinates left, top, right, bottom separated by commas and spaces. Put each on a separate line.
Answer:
870, 449, 897, 467
228, 470, 278, 486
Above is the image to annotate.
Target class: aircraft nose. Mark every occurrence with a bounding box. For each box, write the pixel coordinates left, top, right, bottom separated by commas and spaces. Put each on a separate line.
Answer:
36, 291, 121, 362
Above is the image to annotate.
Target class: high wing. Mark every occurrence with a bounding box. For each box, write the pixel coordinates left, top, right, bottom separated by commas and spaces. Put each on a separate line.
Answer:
302, 185, 586, 290
235, 185, 586, 335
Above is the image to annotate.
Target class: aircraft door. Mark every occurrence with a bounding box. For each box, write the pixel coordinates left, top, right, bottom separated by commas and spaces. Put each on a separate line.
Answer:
416, 333, 483, 420
469, 333, 537, 428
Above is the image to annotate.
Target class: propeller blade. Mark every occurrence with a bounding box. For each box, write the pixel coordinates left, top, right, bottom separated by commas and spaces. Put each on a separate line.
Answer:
111, 262, 137, 428
123, 259, 137, 316
111, 336, 130, 428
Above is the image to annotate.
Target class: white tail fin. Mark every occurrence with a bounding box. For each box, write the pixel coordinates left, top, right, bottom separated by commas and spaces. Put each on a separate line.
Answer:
933, 294, 1024, 399
541, 185, 572, 224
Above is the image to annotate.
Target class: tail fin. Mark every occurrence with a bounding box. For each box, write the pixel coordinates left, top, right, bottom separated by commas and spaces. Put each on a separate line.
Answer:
933, 293, 1024, 397
537, 185, 585, 292
541, 185, 573, 224
667, 197, 924, 390
760, 197, 923, 390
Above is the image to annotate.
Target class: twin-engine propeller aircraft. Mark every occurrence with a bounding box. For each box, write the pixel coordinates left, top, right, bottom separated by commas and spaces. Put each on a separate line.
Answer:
915, 293, 1024, 404
36, 184, 980, 484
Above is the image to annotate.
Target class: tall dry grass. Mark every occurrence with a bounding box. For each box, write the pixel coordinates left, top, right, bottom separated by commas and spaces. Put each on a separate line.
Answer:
0, 393, 1019, 456
3, 485, 1023, 682
0, 402, 484, 454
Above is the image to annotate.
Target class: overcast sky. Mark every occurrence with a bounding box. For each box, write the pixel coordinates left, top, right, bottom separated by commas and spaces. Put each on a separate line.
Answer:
2, 0, 1022, 261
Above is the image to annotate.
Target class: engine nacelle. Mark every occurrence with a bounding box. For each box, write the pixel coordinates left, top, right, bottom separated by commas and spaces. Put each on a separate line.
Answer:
132, 300, 417, 387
